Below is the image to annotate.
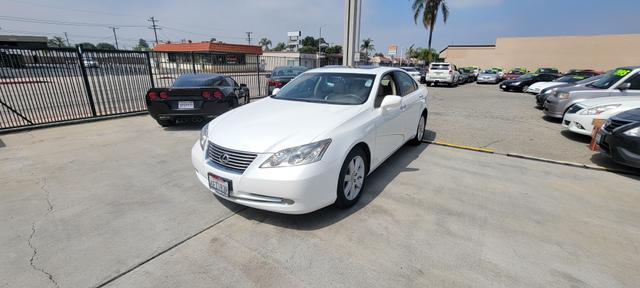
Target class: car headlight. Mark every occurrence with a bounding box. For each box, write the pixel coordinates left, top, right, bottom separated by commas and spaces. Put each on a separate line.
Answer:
557, 92, 570, 99
544, 88, 557, 95
623, 127, 640, 137
579, 104, 621, 115
261, 139, 332, 168
199, 123, 209, 150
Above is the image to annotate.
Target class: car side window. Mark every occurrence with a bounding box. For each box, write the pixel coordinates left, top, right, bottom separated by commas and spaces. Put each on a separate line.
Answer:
393, 71, 417, 96
213, 78, 226, 87
225, 77, 238, 87
374, 74, 397, 108
624, 74, 640, 90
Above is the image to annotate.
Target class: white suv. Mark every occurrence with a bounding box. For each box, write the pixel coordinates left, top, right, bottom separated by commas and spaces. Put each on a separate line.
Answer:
424, 62, 460, 87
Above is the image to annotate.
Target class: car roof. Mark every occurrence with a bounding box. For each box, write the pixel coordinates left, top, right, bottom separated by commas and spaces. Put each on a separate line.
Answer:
309, 66, 403, 75
273, 66, 308, 70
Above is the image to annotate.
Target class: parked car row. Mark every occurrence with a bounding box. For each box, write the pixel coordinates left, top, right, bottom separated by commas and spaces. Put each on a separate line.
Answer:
533, 67, 640, 169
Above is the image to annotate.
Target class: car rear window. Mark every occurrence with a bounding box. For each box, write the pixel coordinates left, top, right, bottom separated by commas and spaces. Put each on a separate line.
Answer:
173, 76, 218, 87
272, 67, 308, 77
430, 64, 450, 70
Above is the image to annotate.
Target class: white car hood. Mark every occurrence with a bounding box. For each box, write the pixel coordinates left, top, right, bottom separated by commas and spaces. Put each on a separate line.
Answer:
207, 97, 364, 153
577, 96, 640, 108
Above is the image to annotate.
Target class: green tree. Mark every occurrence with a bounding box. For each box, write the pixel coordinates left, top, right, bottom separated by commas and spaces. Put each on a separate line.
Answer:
301, 36, 317, 48
47, 36, 67, 48
360, 38, 375, 62
325, 45, 342, 55
96, 43, 117, 50
411, 0, 449, 61
272, 42, 287, 51
258, 38, 272, 51
133, 39, 150, 51
78, 42, 97, 50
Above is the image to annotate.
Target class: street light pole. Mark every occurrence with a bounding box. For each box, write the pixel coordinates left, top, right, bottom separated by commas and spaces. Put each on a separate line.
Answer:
343, 0, 361, 67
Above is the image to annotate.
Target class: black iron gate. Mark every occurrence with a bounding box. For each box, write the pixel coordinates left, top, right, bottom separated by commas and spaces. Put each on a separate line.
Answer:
0, 46, 338, 131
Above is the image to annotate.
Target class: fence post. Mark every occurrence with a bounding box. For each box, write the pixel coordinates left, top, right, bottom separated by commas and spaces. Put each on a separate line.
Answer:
256, 55, 261, 98
145, 51, 155, 88
76, 47, 98, 117
191, 52, 196, 74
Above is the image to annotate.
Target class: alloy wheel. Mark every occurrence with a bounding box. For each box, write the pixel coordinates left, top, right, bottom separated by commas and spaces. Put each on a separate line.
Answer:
343, 155, 365, 200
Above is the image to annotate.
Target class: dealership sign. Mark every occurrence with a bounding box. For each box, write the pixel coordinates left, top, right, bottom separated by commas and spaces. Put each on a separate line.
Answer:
388, 45, 398, 56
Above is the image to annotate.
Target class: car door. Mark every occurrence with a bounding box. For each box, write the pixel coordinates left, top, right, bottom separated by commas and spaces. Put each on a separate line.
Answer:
373, 73, 405, 166
612, 73, 640, 97
394, 71, 424, 138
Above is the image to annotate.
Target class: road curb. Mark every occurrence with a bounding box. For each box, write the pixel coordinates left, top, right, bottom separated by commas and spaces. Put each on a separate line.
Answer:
422, 140, 495, 154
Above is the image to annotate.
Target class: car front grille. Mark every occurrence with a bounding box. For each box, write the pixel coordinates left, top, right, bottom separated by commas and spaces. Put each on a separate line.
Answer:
207, 142, 257, 172
603, 119, 632, 133
566, 105, 583, 114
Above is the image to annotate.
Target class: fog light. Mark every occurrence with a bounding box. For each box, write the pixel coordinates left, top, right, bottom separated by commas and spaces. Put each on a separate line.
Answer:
576, 123, 584, 130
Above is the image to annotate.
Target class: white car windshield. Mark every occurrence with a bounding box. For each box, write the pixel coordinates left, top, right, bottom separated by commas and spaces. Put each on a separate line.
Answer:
272, 73, 376, 105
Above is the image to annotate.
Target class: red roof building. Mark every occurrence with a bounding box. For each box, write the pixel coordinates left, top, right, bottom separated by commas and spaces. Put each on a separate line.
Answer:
154, 42, 263, 55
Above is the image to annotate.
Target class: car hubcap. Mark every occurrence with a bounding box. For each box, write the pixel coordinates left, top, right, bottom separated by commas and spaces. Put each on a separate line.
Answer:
343, 156, 365, 200
417, 116, 425, 141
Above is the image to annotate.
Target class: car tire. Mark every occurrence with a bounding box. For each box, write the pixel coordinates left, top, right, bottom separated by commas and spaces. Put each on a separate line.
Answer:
228, 95, 239, 108
157, 119, 175, 127
335, 147, 368, 209
409, 113, 427, 146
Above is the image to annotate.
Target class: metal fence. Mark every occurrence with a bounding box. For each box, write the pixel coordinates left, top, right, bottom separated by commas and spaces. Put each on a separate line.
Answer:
0, 46, 342, 131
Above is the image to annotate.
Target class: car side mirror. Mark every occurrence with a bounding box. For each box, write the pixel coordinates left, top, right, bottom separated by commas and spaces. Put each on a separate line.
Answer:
271, 88, 281, 95
265, 74, 271, 78
618, 82, 631, 91
380, 95, 402, 112
239, 83, 247, 88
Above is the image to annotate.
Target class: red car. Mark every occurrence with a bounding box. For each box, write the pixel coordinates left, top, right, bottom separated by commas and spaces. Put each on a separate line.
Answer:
503, 70, 526, 81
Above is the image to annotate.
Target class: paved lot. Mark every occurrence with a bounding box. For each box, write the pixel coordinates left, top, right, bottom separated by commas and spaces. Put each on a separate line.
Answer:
1, 115, 639, 287
426, 82, 631, 170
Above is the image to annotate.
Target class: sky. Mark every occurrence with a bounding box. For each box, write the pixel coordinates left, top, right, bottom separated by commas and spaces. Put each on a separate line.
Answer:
1, 0, 639, 52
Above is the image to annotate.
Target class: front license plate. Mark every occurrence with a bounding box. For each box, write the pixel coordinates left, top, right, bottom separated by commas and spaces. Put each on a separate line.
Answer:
178, 101, 194, 109
595, 132, 602, 145
208, 174, 231, 197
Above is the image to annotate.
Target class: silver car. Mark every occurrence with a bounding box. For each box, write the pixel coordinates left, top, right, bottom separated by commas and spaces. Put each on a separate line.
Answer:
476, 70, 500, 84
543, 67, 640, 118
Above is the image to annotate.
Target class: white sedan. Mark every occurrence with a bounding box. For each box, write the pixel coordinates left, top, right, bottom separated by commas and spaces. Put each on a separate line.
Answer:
191, 67, 428, 214
562, 96, 640, 136
525, 75, 588, 94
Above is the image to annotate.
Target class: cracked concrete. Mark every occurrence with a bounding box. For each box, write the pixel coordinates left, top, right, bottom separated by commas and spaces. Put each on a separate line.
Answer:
25, 177, 60, 288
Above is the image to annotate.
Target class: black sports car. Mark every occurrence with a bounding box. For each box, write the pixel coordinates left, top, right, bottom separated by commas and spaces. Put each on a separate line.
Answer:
266, 66, 309, 95
146, 74, 249, 127
597, 108, 640, 169
500, 73, 559, 92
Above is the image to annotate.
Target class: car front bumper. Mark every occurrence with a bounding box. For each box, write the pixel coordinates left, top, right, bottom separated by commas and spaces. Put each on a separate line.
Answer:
597, 128, 640, 169
562, 112, 594, 136
477, 77, 498, 84
526, 87, 542, 94
191, 143, 340, 214
543, 98, 569, 118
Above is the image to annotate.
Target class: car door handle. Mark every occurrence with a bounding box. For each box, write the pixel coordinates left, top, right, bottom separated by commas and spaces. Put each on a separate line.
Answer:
400, 104, 407, 111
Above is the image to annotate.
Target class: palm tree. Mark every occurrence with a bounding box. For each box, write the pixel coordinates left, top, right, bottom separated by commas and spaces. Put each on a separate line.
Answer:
258, 38, 272, 51
360, 38, 375, 63
411, 0, 449, 61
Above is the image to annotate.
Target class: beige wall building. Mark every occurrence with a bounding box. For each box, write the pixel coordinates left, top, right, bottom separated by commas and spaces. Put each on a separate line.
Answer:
439, 34, 640, 72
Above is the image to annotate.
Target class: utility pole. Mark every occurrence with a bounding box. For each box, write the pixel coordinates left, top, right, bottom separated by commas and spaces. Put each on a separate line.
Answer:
246, 32, 252, 45
64, 32, 70, 46
109, 27, 119, 49
343, 0, 361, 66
148, 16, 160, 46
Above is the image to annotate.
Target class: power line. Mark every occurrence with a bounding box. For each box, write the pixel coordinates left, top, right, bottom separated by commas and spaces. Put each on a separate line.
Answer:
5, 0, 143, 18
0, 15, 146, 28
148, 16, 160, 46
159, 26, 246, 40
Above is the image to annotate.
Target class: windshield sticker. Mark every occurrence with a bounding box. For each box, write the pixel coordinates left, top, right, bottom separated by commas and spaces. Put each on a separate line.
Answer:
365, 79, 373, 87
573, 76, 585, 80
614, 69, 631, 77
